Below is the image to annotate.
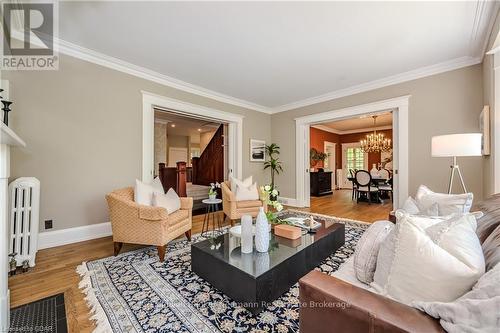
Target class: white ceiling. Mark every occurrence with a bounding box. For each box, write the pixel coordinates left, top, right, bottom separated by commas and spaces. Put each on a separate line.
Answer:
318, 112, 392, 133
58, 1, 499, 113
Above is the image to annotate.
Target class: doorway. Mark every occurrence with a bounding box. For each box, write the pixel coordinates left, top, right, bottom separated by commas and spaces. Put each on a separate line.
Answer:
295, 95, 409, 210
341, 143, 368, 189
324, 141, 336, 189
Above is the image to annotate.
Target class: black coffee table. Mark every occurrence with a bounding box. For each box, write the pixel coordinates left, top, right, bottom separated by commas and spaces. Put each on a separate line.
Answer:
191, 219, 345, 314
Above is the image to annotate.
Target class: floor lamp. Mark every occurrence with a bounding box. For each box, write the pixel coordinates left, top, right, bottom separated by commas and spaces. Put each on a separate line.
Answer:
431, 133, 482, 194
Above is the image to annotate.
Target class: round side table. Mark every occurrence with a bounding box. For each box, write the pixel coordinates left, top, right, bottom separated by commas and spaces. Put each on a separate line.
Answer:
201, 198, 223, 238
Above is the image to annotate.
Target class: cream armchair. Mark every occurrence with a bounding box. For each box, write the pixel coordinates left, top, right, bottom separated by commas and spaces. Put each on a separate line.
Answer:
221, 181, 267, 226
105, 187, 193, 262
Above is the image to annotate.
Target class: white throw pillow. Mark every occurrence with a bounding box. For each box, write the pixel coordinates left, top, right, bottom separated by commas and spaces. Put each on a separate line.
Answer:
415, 185, 473, 216
371, 213, 484, 305
230, 175, 253, 194
151, 177, 164, 194
235, 182, 259, 201
414, 263, 500, 333
152, 188, 181, 214
353, 221, 394, 284
134, 178, 164, 206
401, 197, 420, 214
400, 196, 439, 216
333, 257, 375, 292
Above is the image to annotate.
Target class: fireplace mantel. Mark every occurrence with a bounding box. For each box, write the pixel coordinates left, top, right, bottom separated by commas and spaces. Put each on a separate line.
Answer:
0, 122, 25, 331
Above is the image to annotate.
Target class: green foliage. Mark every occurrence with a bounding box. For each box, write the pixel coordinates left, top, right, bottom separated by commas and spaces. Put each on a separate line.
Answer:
310, 148, 328, 162
263, 143, 284, 188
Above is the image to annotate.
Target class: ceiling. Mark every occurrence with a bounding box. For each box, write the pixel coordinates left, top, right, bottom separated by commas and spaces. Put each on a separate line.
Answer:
154, 110, 219, 140
58, 1, 499, 113
318, 112, 392, 133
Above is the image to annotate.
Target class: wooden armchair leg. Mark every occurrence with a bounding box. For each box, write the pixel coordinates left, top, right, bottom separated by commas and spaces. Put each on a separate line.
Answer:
185, 230, 192, 241
157, 245, 166, 262
113, 242, 123, 256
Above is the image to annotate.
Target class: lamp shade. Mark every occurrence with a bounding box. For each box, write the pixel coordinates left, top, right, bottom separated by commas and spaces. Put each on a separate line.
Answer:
431, 133, 482, 157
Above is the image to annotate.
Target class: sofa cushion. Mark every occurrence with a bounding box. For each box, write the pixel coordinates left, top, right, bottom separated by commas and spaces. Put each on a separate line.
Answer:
415, 185, 473, 216
414, 263, 500, 333
236, 200, 262, 209
474, 193, 500, 243
332, 256, 375, 292
482, 225, 500, 271
353, 221, 394, 284
168, 209, 189, 226
372, 213, 484, 305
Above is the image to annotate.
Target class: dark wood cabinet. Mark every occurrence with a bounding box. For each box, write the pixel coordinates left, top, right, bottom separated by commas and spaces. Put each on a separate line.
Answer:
310, 171, 333, 196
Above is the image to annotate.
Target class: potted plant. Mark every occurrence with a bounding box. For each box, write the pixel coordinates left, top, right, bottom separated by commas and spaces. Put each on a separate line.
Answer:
208, 182, 220, 200
260, 185, 287, 225
263, 143, 283, 200
310, 148, 328, 168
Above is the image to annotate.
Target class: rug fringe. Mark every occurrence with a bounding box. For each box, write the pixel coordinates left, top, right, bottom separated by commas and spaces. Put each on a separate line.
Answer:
76, 262, 114, 333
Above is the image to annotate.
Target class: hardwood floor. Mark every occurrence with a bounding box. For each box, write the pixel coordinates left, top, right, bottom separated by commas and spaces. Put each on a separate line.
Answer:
295, 189, 393, 223
8, 191, 391, 332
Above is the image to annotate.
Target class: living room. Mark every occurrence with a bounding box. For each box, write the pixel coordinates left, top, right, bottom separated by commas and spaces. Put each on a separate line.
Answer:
1, 1, 499, 332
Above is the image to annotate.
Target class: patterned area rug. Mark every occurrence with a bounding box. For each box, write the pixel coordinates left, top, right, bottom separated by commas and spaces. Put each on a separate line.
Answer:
77, 210, 369, 332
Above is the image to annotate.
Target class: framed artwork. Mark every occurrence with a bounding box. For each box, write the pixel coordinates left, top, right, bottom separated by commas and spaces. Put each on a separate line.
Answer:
250, 139, 266, 162
480, 105, 490, 155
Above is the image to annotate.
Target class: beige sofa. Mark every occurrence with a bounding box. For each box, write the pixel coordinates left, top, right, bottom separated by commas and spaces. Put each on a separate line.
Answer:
105, 187, 193, 262
221, 181, 267, 225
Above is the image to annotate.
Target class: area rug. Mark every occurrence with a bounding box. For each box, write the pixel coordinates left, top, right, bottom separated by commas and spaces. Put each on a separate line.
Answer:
77, 210, 369, 332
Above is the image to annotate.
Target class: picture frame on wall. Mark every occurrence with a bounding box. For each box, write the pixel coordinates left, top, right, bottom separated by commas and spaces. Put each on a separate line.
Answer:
250, 139, 266, 162
480, 105, 490, 155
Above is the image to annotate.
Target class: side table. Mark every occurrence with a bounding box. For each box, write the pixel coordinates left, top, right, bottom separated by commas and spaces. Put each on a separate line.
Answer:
201, 198, 223, 238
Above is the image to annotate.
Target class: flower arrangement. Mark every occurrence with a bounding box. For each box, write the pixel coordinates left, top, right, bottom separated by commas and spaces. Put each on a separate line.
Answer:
260, 184, 286, 224
310, 148, 328, 167
208, 182, 220, 200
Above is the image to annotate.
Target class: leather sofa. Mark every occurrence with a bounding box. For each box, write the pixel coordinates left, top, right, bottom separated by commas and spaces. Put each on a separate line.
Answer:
299, 194, 500, 333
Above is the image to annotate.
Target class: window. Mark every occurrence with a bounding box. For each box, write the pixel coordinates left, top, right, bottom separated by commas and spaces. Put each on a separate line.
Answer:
346, 147, 365, 171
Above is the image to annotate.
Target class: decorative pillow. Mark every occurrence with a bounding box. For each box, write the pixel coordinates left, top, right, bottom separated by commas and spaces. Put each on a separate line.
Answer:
400, 196, 439, 216
415, 185, 473, 216
414, 263, 500, 333
151, 176, 164, 194
235, 182, 259, 201
135, 178, 164, 205
371, 213, 484, 305
152, 188, 181, 214
230, 176, 253, 194
401, 197, 420, 214
353, 221, 394, 284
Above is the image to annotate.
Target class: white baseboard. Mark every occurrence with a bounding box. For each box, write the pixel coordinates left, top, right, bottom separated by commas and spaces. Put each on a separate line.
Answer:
38, 222, 112, 250
279, 197, 302, 207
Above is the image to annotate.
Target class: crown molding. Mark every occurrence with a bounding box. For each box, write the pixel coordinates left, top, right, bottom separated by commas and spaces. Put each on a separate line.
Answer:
312, 124, 392, 135
54, 38, 273, 114
271, 56, 481, 113
473, 0, 500, 59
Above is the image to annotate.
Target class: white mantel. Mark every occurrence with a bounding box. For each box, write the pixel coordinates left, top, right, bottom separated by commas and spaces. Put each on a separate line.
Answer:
0, 122, 25, 331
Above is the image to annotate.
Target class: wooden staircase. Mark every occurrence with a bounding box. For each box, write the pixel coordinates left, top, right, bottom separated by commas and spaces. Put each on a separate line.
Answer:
192, 125, 224, 186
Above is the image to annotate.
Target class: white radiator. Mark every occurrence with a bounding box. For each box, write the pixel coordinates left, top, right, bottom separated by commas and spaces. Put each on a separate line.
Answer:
8, 177, 40, 267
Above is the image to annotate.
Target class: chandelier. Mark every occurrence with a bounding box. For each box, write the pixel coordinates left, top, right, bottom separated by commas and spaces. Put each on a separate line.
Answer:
360, 116, 391, 153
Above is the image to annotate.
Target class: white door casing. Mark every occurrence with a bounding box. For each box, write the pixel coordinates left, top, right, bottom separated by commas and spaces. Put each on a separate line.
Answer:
295, 95, 409, 208
142, 91, 243, 183
341, 142, 368, 189
324, 141, 336, 188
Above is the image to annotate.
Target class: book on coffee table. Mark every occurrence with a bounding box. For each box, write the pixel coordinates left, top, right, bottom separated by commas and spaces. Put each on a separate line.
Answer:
283, 217, 322, 231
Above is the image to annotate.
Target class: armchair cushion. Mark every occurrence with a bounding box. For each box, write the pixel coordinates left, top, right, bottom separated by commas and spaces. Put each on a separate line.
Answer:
235, 182, 259, 201
138, 204, 169, 221
230, 175, 253, 193
236, 200, 263, 209
169, 209, 190, 226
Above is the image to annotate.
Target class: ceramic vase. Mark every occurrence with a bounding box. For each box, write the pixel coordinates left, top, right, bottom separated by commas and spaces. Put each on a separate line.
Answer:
241, 215, 253, 254
254, 207, 270, 252
208, 194, 216, 200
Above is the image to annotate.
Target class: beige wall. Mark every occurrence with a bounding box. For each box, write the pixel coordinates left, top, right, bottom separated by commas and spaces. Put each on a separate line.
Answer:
482, 10, 500, 198
200, 130, 216, 153
5, 53, 271, 231
272, 65, 485, 202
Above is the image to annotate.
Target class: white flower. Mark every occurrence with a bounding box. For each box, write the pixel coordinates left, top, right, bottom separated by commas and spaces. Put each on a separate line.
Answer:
264, 185, 271, 191
271, 189, 279, 196
275, 203, 283, 212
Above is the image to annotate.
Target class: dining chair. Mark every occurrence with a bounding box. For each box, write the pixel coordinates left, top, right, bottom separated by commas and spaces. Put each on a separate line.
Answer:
378, 177, 393, 203
349, 169, 357, 200
354, 170, 379, 204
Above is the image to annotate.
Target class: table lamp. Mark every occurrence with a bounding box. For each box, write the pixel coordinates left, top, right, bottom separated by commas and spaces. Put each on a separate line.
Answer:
431, 133, 482, 193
